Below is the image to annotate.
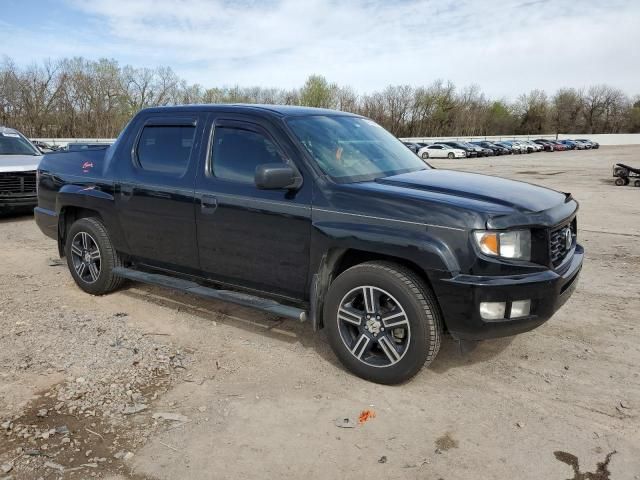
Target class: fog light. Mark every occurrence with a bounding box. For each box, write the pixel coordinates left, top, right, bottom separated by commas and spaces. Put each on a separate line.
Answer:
510, 300, 531, 318
480, 302, 506, 320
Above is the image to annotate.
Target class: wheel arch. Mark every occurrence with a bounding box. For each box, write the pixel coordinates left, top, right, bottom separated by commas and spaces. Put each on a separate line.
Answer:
310, 247, 448, 332
57, 206, 105, 257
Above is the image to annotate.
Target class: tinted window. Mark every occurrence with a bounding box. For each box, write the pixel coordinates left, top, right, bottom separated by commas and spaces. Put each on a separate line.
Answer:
137, 125, 196, 175
212, 127, 283, 183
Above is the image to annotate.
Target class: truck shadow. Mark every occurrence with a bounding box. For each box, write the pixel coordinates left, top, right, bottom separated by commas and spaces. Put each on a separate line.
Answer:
119, 283, 511, 373
429, 335, 515, 373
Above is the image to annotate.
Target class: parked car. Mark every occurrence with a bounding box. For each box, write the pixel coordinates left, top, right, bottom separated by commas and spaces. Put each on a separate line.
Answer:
436, 141, 478, 157
548, 141, 567, 151
573, 140, 592, 149
522, 140, 543, 152
471, 141, 510, 156
418, 144, 466, 159
533, 139, 555, 152
0, 126, 42, 212
459, 142, 487, 157
31, 140, 60, 153
565, 140, 586, 150
559, 140, 578, 150
575, 139, 599, 149
463, 142, 495, 157
512, 140, 534, 153
493, 142, 515, 154
34, 104, 583, 384
500, 141, 524, 154
402, 142, 421, 154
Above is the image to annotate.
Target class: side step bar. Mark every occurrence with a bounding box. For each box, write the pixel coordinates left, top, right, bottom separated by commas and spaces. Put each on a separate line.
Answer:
113, 267, 307, 322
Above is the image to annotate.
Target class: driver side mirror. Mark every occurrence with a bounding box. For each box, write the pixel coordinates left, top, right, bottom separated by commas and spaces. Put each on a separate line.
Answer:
255, 163, 302, 190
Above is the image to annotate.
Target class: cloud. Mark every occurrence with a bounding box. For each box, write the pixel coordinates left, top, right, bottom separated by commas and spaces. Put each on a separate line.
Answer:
1, 0, 639, 97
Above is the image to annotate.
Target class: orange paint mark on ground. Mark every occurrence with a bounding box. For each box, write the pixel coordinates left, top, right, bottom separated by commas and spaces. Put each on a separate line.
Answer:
358, 409, 376, 425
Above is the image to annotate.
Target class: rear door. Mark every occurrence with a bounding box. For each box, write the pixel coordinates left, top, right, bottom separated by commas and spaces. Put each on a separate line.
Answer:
194, 115, 312, 300
115, 113, 206, 272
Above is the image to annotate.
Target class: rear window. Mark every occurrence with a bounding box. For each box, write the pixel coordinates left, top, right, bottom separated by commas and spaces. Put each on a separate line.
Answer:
136, 125, 196, 175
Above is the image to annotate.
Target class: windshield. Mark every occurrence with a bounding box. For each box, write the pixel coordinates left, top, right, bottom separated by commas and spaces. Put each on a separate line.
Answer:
0, 131, 39, 155
287, 115, 428, 183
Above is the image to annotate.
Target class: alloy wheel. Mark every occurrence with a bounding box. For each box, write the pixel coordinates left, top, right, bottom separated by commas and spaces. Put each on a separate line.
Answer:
70, 231, 102, 283
337, 286, 411, 368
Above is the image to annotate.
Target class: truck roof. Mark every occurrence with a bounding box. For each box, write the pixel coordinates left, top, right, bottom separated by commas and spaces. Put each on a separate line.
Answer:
141, 104, 359, 118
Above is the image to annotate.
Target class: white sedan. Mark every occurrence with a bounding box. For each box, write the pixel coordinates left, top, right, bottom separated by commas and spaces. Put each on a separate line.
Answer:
417, 144, 466, 159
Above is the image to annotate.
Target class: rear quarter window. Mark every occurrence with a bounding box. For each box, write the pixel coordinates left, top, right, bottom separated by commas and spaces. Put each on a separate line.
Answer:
136, 124, 196, 175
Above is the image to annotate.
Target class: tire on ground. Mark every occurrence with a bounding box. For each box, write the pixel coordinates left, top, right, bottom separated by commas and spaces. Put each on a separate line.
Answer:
65, 217, 124, 295
323, 261, 442, 384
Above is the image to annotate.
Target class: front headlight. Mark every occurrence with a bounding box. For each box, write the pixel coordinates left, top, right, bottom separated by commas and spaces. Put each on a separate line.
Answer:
473, 230, 531, 260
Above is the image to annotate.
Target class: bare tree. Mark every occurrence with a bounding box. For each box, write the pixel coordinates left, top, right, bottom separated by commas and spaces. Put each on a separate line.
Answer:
0, 57, 637, 139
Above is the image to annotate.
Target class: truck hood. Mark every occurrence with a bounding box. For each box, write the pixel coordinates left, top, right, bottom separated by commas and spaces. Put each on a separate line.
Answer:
0, 154, 42, 173
376, 169, 568, 214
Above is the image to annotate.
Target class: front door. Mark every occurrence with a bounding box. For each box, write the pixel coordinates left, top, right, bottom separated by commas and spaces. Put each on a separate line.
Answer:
115, 114, 205, 272
195, 117, 311, 300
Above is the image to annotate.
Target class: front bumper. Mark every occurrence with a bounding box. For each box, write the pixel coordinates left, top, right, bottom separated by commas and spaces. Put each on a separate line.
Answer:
433, 244, 584, 340
0, 193, 37, 210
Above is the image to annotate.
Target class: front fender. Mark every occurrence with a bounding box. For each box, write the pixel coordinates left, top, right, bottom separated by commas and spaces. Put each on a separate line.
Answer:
308, 212, 466, 330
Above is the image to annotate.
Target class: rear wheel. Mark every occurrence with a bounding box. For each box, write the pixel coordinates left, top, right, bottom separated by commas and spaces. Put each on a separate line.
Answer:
614, 177, 625, 186
65, 217, 124, 295
324, 261, 442, 384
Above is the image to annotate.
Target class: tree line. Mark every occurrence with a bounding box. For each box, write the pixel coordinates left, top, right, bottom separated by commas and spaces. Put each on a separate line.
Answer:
1, 56, 639, 139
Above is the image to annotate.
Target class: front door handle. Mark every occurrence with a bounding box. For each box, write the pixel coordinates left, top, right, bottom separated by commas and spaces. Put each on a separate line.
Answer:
201, 194, 217, 213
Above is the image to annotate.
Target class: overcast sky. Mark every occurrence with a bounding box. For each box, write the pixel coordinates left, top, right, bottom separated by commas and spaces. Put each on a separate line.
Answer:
1, 0, 639, 98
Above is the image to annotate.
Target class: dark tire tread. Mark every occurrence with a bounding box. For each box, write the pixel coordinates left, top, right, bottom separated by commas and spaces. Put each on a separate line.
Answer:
65, 217, 124, 295
325, 260, 443, 384
359, 261, 442, 366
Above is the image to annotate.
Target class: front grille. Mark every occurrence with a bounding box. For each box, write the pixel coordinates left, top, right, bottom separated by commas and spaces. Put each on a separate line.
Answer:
0, 171, 37, 195
549, 222, 575, 266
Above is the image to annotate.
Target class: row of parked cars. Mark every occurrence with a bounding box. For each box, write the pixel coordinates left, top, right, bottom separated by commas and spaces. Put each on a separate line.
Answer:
403, 138, 600, 159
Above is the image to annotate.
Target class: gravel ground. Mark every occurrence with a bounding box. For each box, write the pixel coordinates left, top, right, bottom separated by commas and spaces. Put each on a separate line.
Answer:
0, 145, 639, 479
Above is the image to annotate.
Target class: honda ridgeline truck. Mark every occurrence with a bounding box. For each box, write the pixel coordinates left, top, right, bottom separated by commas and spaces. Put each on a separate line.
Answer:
35, 105, 583, 384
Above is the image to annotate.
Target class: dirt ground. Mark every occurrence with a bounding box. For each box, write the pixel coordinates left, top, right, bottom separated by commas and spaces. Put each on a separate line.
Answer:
1, 145, 639, 480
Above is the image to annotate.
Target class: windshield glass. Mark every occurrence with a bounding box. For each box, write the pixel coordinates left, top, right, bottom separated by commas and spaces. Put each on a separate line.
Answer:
287, 115, 428, 183
0, 132, 39, 155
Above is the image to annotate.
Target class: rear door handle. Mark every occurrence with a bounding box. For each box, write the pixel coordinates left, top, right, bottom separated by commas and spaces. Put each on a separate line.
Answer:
201, 194, 217, 213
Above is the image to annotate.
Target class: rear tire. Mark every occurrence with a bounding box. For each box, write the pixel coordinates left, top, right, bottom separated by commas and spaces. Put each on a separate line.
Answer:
614, 177, 625, 186
324, 261, 442, 384
65, 217, 124, 295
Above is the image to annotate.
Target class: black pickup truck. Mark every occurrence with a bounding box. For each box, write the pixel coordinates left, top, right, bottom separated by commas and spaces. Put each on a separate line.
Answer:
35, 105, 583, 384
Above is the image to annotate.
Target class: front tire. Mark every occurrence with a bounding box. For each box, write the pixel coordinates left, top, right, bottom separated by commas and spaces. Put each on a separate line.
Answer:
324, 261, 442, 384
65, 217, 124, 295
421, 152, 429, 159
448, 152, 455, 159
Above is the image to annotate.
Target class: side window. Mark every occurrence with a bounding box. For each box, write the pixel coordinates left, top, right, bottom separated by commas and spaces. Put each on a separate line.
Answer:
211, 127, 284, 184
136, 124, 196, 175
